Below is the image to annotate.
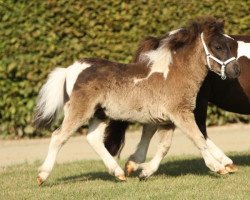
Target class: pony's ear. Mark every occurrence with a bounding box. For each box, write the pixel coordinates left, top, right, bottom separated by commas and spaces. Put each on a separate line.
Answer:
203, 17, 224, 35
168, 29, 190, 50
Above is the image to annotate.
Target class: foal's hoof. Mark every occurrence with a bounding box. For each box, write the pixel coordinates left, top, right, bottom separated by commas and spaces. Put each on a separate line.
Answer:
138, 172, 148, 181
125, 161, 137, 176
116, 175, 126, 181
37, 176, 44, 186
217, 168, 229, 175
225, 164, 238, 173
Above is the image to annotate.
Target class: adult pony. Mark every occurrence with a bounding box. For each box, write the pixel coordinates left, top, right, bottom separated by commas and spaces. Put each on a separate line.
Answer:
122, 34, 250, 179
34, 17, 240, 185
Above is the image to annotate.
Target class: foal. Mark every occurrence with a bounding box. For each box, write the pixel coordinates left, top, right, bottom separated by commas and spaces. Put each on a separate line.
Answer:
34, 17, 240, 185
124, 34, 250, 178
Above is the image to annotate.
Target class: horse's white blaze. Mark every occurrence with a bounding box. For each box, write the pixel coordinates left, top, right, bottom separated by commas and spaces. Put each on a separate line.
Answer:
237, 41, 250, 59
36, 67, 67, 120
141, 46, 172, 79
66, 61, 91, 96
87, 119, 124, 176
206, 138, 233, 165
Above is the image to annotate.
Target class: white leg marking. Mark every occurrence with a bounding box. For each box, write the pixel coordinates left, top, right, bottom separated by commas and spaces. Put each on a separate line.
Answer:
172, 114, 226, 173
139, 126, 174, 179
206, 138, 233, 166
87, 119, 124, 177
38, 129, 65, 181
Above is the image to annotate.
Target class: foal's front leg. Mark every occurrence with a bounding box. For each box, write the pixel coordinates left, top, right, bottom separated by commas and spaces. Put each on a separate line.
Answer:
172, 113, 228, 174
137, 125, 175, 180
125, 124, 157, 176
87, 118, 126, 181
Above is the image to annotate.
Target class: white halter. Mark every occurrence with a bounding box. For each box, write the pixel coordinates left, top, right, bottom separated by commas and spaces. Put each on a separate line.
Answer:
201, 32, 236, 80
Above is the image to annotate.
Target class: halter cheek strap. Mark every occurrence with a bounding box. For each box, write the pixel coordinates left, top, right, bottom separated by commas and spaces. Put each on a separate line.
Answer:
201, 32, 236, 80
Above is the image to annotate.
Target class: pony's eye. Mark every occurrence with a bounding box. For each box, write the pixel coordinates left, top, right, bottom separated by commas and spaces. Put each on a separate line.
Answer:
215, 46, 222, 50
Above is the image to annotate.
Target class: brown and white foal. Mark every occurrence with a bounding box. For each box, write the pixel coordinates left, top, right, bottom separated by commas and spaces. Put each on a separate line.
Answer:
34, 18, 240, 185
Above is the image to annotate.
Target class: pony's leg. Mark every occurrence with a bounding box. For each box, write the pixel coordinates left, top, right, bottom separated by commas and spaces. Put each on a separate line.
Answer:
37, 102, 86, 185
87, 118, 126, 181
138, 125, 174, 180
194, 96, 237, 172
172, 113, 228, 174
125, 124, 157, 176
206, 138, 237, 172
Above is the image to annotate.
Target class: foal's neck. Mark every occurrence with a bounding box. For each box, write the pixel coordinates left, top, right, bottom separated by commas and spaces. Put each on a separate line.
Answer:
174, 41, 208, 94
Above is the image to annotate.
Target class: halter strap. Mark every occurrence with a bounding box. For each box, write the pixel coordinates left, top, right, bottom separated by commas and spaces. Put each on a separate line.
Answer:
201, 32, 236, 80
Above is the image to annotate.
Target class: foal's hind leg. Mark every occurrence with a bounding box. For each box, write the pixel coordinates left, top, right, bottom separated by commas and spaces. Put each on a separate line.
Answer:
37, 100, 94, 185
138, 125, 174, 180
87, 118, 126, 181
172, 113, 228, 174
125, 124, 157, 176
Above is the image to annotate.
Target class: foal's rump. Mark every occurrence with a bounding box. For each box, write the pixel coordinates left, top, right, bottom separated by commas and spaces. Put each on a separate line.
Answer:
33, 61, 91, 128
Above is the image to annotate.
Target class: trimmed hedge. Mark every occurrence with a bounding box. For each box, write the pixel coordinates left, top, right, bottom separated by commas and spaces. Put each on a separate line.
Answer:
0, 0, 249, 138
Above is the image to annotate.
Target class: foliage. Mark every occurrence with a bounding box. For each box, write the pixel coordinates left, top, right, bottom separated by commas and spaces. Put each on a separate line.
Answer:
0, 0, 249, 138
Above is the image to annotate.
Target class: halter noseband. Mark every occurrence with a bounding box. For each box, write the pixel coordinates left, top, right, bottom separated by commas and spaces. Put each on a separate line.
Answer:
201, 32, 236, 80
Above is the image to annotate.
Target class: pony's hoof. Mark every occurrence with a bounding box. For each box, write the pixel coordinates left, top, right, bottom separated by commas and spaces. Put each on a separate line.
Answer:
116, 175, 126, 181
138, 172, 148, 181
217, 168, 229, 175
125, 161, 136, 176
225, 164, 238, 173
37, 176, 44, 186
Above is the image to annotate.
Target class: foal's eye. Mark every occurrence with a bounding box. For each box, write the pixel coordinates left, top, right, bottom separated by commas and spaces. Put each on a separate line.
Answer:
215, 46, 223, 51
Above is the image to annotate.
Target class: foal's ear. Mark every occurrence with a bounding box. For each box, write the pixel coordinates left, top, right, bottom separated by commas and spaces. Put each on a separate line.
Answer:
204, 18, 224, 35
168, 29, 190, 50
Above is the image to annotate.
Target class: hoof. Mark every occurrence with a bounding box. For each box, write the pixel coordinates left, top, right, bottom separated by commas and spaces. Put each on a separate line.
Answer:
138, 172, 148, 181
217, 168, 229, 175
225, 164, 238, 173
116, 175, 126, 181
125, 161, 137, 177
37, 176, 44, 186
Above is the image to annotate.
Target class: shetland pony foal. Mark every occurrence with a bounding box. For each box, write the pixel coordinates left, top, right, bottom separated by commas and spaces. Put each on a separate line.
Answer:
34, 18, 240, 185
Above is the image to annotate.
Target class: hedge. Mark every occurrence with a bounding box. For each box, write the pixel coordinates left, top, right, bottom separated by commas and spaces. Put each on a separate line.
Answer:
0, 0, 249, 138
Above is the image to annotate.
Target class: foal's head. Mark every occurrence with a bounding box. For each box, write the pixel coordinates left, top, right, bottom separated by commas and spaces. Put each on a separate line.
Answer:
168, 17, 241, 79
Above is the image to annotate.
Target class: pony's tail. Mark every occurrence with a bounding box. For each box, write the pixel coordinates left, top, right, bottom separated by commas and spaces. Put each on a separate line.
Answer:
104, 121, 129, 157
33, 67, 67, 129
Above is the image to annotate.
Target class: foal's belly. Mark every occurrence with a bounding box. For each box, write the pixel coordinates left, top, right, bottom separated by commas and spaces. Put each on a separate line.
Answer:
103, 96, 171, 124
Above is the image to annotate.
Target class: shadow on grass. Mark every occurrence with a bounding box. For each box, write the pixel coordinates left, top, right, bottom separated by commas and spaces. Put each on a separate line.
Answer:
50, 153, 250, 186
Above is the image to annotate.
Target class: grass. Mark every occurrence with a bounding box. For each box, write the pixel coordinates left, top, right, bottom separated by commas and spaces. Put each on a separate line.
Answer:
1, 153, 250, 200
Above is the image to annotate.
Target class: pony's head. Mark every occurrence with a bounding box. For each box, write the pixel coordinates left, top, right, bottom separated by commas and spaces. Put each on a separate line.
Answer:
168, 17, 241, 79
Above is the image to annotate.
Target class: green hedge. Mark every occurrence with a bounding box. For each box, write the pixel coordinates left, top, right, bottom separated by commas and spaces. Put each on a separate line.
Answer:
0, 0, 249, 138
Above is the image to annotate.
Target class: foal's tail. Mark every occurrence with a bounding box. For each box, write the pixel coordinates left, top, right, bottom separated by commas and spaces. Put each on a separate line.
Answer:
33, 67, 67, 128
33, 61, 90, 129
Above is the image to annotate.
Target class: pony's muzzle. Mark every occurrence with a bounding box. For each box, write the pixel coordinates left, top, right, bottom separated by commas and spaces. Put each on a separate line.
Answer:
225, 61, 241, 79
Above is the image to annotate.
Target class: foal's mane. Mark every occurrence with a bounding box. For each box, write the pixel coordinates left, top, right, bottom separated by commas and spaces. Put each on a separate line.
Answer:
133, 16, 225, 62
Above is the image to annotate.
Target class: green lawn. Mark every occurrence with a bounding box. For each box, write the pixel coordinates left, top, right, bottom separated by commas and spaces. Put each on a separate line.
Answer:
1, 153, 250, 200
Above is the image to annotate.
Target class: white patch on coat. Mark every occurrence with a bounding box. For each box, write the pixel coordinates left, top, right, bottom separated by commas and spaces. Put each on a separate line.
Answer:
134, 45, 172, 85
66, 61, 91, 96
237, 41, 250, 59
